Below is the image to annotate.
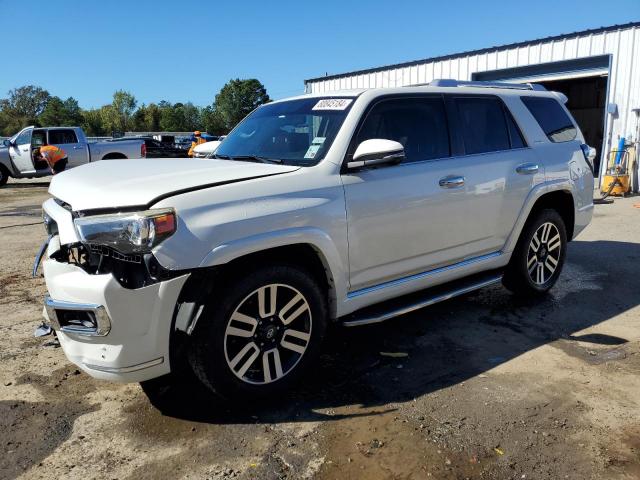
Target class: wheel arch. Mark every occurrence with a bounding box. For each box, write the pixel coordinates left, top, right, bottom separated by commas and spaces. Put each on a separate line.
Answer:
504, 184, 576, 254
218, 243, 337, 313
168, 241, 340, 375
0, 155, 18, 177
101, 152, 127, 160
0, 163, 12, 185
199, 228, 347, 315
527, 190, 575, 241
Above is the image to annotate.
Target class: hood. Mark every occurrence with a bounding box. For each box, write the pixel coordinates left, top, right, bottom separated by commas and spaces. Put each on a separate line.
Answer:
49, 158, 299, 211
194, 140, 221, 154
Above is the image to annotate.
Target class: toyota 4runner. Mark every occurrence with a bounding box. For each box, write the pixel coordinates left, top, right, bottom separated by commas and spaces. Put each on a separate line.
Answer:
36, 80, 595, 400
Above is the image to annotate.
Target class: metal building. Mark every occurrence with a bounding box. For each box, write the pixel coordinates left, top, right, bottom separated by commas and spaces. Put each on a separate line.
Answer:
304, 22, 640, 182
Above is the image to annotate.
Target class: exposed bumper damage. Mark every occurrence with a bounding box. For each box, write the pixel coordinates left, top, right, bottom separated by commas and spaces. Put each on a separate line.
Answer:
40, 199, 189, 382
42, 256, 188, 382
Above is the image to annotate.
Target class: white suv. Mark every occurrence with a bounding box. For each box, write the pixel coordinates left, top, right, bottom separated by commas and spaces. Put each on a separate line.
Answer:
36, 80, 595, 400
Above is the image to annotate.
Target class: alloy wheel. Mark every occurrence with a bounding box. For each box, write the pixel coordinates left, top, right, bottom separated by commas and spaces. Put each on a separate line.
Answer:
223, 283, 312, 385
527, 222, 562, 285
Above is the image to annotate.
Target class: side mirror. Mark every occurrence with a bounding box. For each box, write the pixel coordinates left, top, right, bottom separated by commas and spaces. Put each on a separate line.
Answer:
347, 139, 405, 170
2, 139, 12, 147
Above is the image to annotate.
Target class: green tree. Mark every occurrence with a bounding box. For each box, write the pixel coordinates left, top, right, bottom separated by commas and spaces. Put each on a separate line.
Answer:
158, 101, 179, 131
82, 108, 106, 136
100, 90, 137, 134
131, 104, 149, 131
144, 103, 161, 131
39, 96, 83, 126
0, 85, 50, 135
179, 102, 202, 131
201, 106, 226, 136
214, 79, 270, 131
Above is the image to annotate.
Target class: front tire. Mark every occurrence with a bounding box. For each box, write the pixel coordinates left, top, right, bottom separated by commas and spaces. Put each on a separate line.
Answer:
503, 209, 567, 296
190, 265, 327, 401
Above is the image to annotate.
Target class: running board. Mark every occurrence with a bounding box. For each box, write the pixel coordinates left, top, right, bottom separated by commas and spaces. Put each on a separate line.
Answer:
341, 271, 503, 327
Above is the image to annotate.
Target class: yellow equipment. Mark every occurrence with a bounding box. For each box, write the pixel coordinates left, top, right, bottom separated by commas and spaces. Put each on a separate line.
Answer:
601, 146, 635, 197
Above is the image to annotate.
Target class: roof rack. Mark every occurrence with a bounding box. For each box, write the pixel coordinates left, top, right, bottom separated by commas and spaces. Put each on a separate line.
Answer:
423, 79, 546, 91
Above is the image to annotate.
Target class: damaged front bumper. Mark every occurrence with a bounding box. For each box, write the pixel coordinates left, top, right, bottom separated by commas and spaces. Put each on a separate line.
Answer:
38, 198, 190, 382
42, 257, 189, 382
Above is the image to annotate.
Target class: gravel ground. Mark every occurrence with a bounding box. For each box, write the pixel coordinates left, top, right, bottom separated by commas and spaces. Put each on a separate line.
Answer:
0, 177, 639, 480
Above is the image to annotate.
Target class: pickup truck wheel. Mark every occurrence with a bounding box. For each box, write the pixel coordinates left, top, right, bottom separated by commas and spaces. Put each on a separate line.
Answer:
190, 265, 327, 401
503, 209, 567, 296
0, 165, 9, 187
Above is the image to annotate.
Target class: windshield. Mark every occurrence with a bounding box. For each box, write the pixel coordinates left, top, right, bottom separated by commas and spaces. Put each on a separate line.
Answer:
214, 97, 354, 166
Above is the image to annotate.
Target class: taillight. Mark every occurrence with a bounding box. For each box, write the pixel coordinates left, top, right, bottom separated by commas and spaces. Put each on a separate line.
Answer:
141, 143, 147, 158
580, 144, 595, 173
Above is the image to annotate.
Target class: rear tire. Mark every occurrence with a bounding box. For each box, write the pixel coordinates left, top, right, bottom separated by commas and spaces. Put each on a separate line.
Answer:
189, 265, 327, 401
0, 165, 9, 187
503, 209, 567, 296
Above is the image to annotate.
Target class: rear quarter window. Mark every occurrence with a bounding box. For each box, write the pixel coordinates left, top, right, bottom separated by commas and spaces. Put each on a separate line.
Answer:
49, 129, 78, 144
521, 96, 577, 143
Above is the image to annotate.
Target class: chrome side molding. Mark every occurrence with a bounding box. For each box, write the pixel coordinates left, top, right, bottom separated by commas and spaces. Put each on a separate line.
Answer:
347, 251, 502, 299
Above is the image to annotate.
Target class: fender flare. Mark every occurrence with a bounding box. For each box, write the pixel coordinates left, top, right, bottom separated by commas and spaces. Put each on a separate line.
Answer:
503, 180, 575, 254
101, 152, 128, 160
0, 151, 18, 177
198, 226, 348, 318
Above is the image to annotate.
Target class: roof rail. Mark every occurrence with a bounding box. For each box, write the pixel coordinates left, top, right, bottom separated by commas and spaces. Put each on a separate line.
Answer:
424, 79, 546, 91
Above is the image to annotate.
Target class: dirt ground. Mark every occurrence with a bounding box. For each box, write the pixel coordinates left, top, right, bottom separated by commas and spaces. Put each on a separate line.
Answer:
1, 177, 639, 480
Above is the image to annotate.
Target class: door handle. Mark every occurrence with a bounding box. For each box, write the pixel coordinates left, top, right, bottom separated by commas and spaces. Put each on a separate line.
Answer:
73, 145, 83, 149
21, 148, 29, 152
439, 175, 465, 188
516, 163, 539, 175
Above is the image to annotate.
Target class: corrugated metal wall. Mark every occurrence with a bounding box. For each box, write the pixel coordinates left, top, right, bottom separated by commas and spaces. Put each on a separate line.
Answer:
306, 25, 640, 172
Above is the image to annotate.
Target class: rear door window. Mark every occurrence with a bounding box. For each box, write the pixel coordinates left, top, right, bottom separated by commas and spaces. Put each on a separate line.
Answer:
521, 96, 577, 143
31, 130, 47, 147
49, 129, 78, 144
355, 96, 450, 163
454, 96, 511, 155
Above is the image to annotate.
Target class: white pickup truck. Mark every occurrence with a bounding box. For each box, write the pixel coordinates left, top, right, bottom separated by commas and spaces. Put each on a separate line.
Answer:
0, 126, 146, 186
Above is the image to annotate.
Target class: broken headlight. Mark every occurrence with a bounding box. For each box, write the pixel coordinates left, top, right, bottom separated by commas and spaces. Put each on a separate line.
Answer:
74, 208, 177, 255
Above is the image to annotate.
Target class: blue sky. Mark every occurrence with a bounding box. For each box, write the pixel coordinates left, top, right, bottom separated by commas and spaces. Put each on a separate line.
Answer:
1, 0, 637, 108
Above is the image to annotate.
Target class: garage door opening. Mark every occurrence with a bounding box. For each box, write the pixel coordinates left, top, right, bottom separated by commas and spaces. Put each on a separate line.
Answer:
536, 75, 607, 175
472, 55, 612, 177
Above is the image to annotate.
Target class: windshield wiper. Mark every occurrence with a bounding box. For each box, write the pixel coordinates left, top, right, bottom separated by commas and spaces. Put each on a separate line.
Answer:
228, 155, 284, 164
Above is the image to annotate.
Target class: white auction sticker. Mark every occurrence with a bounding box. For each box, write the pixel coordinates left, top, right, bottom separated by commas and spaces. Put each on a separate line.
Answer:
312, 99, 353, 111
311, 136, 326, 145
304, 144, 322, 159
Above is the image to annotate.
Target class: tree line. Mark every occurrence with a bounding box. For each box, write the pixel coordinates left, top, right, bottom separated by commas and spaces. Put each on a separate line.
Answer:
0, 79, 271, 137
